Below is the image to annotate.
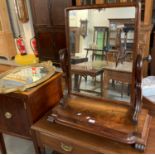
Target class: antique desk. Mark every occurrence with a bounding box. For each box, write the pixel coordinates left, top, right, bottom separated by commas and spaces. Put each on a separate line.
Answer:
71, 61, 132, 97
71, 61, 104, 96
103, 61, 132, 97
0, 72, 62, 153
31, 108, 155, 154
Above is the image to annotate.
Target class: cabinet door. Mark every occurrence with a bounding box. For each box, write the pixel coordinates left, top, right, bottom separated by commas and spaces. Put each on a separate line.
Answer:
52, 31, 66, 62
37, 31, 53, 60
30, 0, 51, 27
49, 0, 72, 26
0, 95, 30, 137
37, 31, 66, 63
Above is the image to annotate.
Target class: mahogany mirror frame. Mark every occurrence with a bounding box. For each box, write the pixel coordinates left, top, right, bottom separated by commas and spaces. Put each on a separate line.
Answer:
64, 1, 142, 123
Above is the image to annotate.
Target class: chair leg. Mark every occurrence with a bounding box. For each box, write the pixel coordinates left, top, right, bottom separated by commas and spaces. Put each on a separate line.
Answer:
112, 80, 115, 88
77, 76, 82, 92
121, 83, 124, 98
94, 77, 97, 86
127, 84, 130, 96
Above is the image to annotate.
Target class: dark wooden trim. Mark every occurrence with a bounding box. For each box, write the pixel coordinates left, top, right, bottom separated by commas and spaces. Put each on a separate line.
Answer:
0, 133, 6, 154
65, 0, 142, 122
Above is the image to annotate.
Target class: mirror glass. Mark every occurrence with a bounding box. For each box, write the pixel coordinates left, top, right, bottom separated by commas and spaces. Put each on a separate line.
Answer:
69, 7, 136, 103
0, 62, 55, 93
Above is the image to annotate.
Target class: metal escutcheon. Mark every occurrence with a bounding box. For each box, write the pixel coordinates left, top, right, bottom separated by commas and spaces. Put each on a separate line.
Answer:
60, 142, 73, 152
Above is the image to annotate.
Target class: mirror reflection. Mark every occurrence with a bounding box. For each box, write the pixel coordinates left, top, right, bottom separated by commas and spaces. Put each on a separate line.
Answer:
0, 67, 48, 89
69, 7, 135, 102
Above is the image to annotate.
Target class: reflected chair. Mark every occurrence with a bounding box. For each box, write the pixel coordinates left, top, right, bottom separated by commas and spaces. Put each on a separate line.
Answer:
111, 28, 132, 97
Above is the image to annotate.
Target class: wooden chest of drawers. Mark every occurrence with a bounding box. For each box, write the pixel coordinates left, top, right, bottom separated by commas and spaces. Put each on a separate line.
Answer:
0, 72, 63, 153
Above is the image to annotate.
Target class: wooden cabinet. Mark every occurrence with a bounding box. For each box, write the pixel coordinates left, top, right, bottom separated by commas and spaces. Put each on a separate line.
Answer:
30, 0, 72, 64
0, 72, 63, 153
0, 0, 17, 60
0, 96, 30, 137
37, 30, 66, 61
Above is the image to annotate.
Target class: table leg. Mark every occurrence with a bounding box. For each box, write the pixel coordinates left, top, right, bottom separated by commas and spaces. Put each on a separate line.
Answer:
30, 130, 43, 154
0, 133, 6, 154
101, 72, 103, 97
103, 70, 110, 97
74, 74, 79, 91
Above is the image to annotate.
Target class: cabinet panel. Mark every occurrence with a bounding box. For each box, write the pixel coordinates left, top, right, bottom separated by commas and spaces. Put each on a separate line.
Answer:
37, 32, 53, 60
30, 0, 51, 27
37, 31, 66, 62
50, 0, 71, 26
30, 0, 72, 63
0, 95, 30, 137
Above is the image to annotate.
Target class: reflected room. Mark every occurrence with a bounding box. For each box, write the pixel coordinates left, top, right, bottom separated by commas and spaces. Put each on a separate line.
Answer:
69, 7, 135, 102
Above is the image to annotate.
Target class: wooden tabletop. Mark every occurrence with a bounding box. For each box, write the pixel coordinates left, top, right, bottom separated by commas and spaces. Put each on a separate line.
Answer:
31, 108, 155, 154
71, 60, 132, 73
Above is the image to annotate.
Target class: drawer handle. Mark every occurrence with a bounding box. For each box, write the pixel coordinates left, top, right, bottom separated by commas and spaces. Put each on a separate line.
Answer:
4, 112, 12, 119
60, 143, 73, 152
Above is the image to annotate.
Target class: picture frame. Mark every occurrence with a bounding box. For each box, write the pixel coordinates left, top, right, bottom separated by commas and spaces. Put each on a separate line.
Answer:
80, 20, 87, 38
14, 0, 29, 23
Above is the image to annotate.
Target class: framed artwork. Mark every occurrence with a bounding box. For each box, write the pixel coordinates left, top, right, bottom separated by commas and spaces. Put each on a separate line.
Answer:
14, 0, 29, 23
80, 20, 87, 38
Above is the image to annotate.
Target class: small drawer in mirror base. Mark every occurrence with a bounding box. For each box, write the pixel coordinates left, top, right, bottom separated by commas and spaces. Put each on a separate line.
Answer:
36, 132, 97, 154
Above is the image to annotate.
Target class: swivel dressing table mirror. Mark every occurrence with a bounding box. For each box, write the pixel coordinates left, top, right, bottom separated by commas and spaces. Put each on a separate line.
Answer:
51, 1, 151, 151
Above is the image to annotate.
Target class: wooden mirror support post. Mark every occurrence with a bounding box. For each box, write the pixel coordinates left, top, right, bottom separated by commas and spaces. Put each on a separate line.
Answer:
49, 1, 152, 152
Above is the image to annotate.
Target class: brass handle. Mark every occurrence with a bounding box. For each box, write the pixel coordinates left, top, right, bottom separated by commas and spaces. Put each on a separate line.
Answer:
4, 112, 12, 119
60, 143, 73, 152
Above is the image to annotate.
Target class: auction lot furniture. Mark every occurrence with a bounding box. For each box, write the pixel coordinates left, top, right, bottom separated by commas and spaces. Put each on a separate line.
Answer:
0, 72, 62, 153
49, 2, 152, 152
31, 108, 155, 154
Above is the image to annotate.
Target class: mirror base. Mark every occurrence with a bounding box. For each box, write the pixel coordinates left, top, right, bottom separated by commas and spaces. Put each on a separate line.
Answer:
50, 95, 151, 152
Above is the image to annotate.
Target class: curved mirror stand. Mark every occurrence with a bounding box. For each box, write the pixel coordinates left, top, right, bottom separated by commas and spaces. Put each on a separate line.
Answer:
69, 7, 136, 103
0, 61, 55, 94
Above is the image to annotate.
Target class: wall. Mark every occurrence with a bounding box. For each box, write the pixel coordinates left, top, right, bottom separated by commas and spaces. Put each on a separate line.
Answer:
69, 7, 136, 58
0, 0, 17, 60
6, 0, 35, 55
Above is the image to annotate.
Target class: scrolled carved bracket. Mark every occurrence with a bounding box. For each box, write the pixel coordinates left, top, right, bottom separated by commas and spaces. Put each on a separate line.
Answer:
132, 54, 143, 124
59, 48, 70, 90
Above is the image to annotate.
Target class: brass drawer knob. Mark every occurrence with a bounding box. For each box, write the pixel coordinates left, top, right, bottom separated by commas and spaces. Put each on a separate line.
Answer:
4, 112, 12, 119
60, 143, 73, 152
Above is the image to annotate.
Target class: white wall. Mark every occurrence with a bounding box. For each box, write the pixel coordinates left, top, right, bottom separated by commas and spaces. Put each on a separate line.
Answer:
7, 0, 35, 55
69, 7, 136, 58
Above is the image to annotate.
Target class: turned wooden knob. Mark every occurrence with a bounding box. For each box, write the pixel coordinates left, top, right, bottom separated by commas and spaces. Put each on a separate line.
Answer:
4, 112, 12, 119
143, 55, 152, 63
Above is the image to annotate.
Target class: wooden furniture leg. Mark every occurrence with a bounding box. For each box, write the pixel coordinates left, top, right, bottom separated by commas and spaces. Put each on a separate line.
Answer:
74, 74, 79, 91
103, 70, 110, 97
101, 72, 103, 96
0, 133, 6, 154
30, 130, 43, 154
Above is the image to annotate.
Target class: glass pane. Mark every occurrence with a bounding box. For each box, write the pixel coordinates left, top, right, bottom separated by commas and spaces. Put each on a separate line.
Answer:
97, 32, 104, 49
69, 7, 136, 103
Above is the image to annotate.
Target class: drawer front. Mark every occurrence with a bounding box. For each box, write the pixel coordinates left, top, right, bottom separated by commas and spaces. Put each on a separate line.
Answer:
0, 95, 30, 137
37, 132, 97, 154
